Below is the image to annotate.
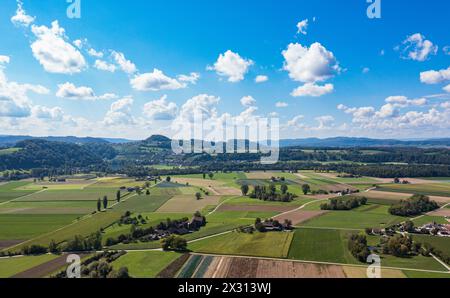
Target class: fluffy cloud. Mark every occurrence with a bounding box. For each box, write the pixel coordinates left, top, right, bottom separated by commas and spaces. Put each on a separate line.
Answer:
420, 66, 450, 84
398, 33, 438, 61
94, 60, 116, 72
362, 67, 370, 74
384, 95, 427, 107
31, 105, 64, 121
276, 102, 288, 108
131, 69, 187, 91
337, 94, 450, 134
240, 96, 257, 107
143, 95, 178, 121
88, 48, 103, 58
296, 19, 309, 35
56, 82, 117, 101
11, 0, 35, 27
291, 83, 334, 97
255, 75, 268, 83
0, 67, 49, 118
30, 21, 86, 74
177, 72, 200, 84
111, 51, 137, 74
209, 50, 253, 82
103, 97, 134, 125
282, 42, 340, 83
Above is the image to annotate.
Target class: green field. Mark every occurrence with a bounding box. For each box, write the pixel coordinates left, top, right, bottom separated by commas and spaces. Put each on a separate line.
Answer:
412, 234, 450, 255
0, 148, 21, 156
377, 183, 450, 197
189, 231, 294, 258
0, 200, 96, 214
301, 206, 404, 229
288, 228, 354, 264
16, 188, 122, 202
7, 211, 121, 252
0, 214, 82, 241
112, 194, 173, 213
0, 181, 36, 203
0, 254, 58, 278
288, 228, 447, 271
111, 251, 182, 278
412, 216, 449, 226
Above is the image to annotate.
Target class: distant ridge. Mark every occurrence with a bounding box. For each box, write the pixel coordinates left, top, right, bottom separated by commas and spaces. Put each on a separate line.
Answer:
1, 135, 449, 148
0, 135, 134, 147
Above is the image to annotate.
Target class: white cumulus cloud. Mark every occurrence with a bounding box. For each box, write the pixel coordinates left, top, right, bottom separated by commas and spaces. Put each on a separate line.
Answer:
131, 69, 187, 91
398, 33, 438, 62
94, 60, 117, 72
420, 66, 450, 84
240, 96, 257, 107
104, 97, 135, 125
143, 95, 178, 121
30, 21, 86, 74
291, 83, 334, 97
282, 42, 340, 83
11, 0, 35, 27
111, 51, 137, 74
296, 19, 309, 35
56, 82, 117, 101
209, 50, 253, 82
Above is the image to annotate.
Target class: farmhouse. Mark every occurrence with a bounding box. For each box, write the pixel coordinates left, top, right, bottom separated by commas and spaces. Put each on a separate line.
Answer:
418, 222, 450, 237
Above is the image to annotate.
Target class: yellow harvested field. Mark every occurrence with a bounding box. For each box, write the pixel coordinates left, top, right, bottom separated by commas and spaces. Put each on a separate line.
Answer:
343, 266, 406, 278
156, 195, 222, 213
245, 172, 283, 179
171, 178, 225, 188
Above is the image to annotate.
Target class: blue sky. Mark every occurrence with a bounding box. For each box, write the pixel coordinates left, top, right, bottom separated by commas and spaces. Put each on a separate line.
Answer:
0, 0, 449, 140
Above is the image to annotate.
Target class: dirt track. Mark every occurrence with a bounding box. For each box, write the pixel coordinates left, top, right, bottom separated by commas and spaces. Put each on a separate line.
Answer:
12, 255, 69, 278
0, 240, 23, 250
274, 210, 328, 225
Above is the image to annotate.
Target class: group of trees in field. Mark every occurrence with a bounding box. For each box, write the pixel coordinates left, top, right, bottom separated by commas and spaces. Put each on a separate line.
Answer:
105, 211, 205, 248
53, 251, 129, 279
380, 234, 421, 257
245, 184, 297, 202
388, 195, 439, 217
63, 232, 103, 252
320, 196, 368, 211
348, 234, 371, 263
161, 235, 188, 251
97, 196, 109, 212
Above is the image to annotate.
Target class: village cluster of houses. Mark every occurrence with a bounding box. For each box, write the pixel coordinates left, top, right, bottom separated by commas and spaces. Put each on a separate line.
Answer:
417, 222, 450, 237
369, 221, 450, 238
137, 214, 207, 243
